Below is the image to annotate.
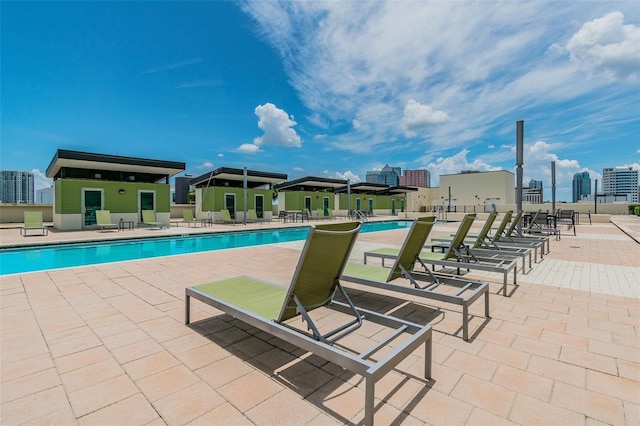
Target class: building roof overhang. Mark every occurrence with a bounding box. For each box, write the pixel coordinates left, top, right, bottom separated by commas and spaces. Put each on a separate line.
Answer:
335, 182, 390, 194
273, 176, 347, 192
377, 186, 418, 195
190, 167, 287, 188
46, 149, 185, 181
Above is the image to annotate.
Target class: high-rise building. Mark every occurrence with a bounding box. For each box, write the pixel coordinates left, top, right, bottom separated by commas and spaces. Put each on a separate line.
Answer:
366, 164, 401, 186
399, 169, 430, 187
572, 172, 591, 202
602, 167, 638, 203
0, 170, 35, 204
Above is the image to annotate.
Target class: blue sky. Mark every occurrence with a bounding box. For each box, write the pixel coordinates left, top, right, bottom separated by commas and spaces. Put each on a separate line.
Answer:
2, 1, 639, 202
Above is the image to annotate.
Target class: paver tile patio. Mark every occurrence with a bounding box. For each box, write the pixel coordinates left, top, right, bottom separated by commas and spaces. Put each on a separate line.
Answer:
1, 215, 638, 424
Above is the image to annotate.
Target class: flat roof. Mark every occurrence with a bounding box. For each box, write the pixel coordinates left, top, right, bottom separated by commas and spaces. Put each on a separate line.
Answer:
46, 149, 185, 179
377, 186, 418, 195
190, 167, 287, 188
335, 182, 390, 194
274, 176, 347, 192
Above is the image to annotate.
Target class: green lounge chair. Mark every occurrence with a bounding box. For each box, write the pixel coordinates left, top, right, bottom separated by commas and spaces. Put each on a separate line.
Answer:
182, 209, 199, 227
186, 222, 432, 426
141, 210, 165, 229
95, 210, 118, 232
20, 211, 48, 236
525, 209, 561, 241
364, 214, 518, 296
431, 211, 533, 274
495, 210, 549, 258
216, 209, 236, 224
246, 209, 265, 223
341, 217, 489, 341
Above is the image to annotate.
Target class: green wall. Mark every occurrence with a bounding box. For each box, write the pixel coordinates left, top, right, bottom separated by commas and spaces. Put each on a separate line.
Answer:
337, 194, 405, 211
200, 187, 272, 213
282, 191, 335, 211
54, 179, 171, 214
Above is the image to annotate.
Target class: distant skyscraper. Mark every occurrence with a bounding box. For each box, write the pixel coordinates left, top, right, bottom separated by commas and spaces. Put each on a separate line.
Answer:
366, 164, 401, 186
529, 179, 543, 190
400, 169, 430, 187
602, 167, 639, 203
572, 172, 591, 202
0, 170, 34, 204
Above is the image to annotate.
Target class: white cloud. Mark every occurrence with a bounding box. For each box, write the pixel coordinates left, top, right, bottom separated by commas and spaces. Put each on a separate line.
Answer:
401, 99, 450, 136
253, 103, 301, 147
334, 170, 361, 183
31, 169, 52, 190
199, 161, 213, 169
241, 1, 639, 158
217, 153, 224, 158
426, 149, 500, 186
566, 12, 640, 81
174, 79, 224, 89
237, 143, 261, 153
293, 166, 304, 172
143, 58, 202, 73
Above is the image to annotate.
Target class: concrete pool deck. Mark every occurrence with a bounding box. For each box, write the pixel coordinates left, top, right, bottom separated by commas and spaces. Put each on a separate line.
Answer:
1, 215, 639, 425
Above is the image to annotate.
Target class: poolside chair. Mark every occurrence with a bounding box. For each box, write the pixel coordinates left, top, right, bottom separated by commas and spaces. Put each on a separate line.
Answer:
95, 210, 118, 232
186, 222, 432, 426
341, 216, 490, 341
20, 211, 48, 236
141, 210, 165, 229
216, 209, 236, 225
525, 209, 561, 240
246, 209, 265, 223
497, 210, 550, 256
316, 208, 329, 220
431, 211, 533, 274
181, 210, 199, 227
364, 214, 518, 296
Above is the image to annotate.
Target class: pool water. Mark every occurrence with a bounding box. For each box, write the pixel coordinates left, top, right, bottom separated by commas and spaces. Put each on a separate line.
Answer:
0, 221, 413, 275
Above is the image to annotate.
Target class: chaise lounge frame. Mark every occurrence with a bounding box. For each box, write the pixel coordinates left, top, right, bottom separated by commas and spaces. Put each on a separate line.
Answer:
185, 222, 432, 426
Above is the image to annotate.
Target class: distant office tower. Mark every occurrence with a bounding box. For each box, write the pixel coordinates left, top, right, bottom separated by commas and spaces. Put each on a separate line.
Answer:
0, 170, 34, 203
35, 186, 54, 204
602, 167, 639, 203
366, 164, 401, 186
399, 169, 430, 187
529, 179, 543, 190
572, 172, 591, 202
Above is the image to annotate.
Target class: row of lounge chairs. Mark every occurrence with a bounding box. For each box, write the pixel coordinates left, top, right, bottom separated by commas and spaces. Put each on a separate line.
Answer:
185, 211, 553, 424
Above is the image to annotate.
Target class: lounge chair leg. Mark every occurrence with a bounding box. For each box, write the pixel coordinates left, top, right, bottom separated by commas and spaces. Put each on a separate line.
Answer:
365, 378, 375, 426
424, 336, 432, 379
484, 291, 490, 318
185, 294, 191, 325
463, 304, 469, 341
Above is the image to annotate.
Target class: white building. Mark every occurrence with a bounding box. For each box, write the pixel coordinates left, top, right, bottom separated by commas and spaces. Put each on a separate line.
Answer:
602, 167, 638, 203
0, 170, 34, 204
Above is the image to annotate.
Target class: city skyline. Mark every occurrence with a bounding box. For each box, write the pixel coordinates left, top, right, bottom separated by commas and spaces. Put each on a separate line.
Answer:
2, 1, 639, 202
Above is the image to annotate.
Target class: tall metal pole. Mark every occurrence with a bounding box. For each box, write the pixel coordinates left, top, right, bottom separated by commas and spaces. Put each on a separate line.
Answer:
551, 161, 556, 213
347, 179, 351, 215
594, 179, 598, 214
448, 186, 451, 212
516, 120, 524, 234
243, 166, 248, 225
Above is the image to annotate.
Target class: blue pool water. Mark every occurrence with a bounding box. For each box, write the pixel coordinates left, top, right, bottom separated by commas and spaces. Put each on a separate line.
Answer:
0, 221, 413, 275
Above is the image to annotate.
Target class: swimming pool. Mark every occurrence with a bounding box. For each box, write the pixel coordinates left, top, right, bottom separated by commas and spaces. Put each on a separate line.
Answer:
0, 221, 413, 275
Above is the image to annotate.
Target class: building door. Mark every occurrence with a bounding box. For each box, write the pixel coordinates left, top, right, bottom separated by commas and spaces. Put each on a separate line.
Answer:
140, 192, 155, 221
255, 195, 264, 218
225, 194, 236, 218
83, 189, 103, 227
368, 199, 374, 215
356, 198, 361, 211
391, 199, 396, 215
323, 197, 329, 216
304, 196, 312, 212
